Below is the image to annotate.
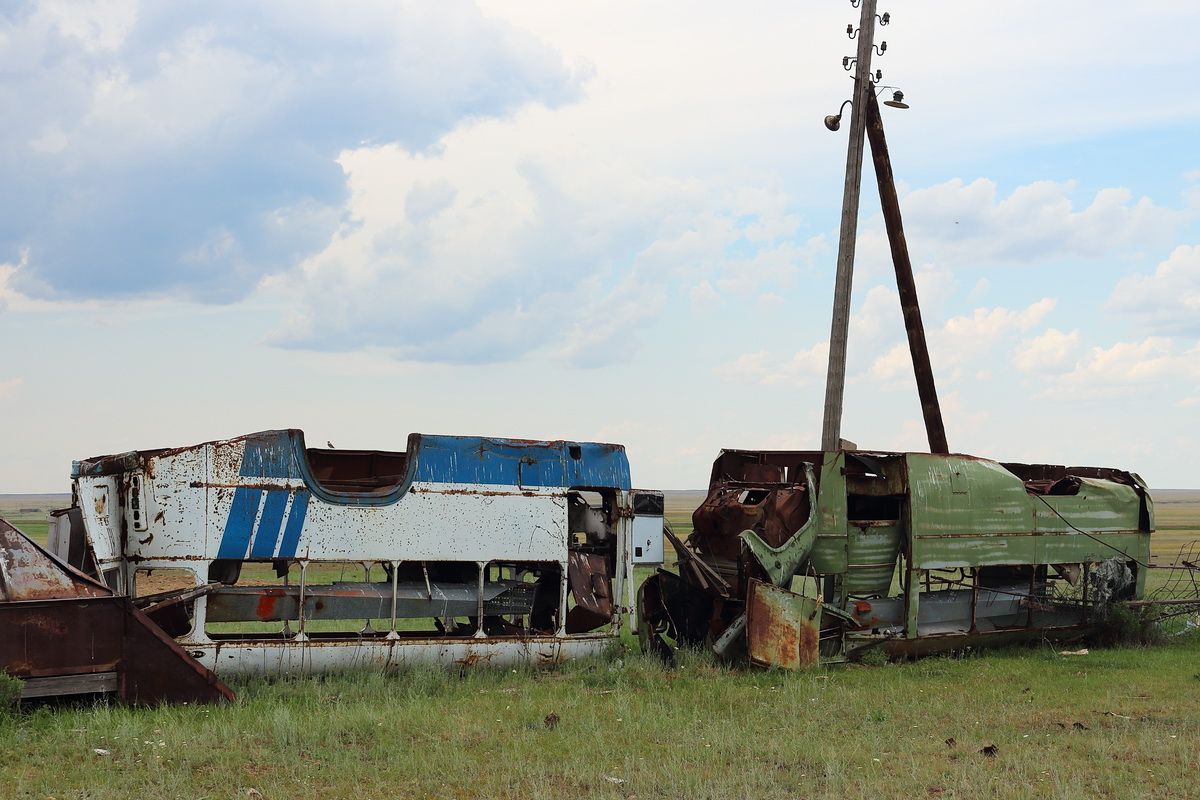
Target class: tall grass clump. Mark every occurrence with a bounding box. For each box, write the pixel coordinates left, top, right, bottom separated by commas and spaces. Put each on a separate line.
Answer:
1091, 602, 1166, 647
0, 671, 23, 713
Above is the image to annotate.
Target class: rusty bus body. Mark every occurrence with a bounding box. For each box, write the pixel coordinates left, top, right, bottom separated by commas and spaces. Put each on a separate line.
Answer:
50, 429, 661, 677
639, 448, 1153, 668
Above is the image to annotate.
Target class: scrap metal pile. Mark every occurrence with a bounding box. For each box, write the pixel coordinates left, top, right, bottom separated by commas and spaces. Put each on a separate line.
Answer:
0, 516, 232, 704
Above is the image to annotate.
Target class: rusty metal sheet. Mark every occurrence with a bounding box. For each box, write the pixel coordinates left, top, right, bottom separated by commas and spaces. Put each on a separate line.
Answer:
690, 480, 811, 560
0, 518, 111, 602
0, 515, 233, 704
745, 579, 820, 670
566, 551, 612, 633
0, 593, 234, 704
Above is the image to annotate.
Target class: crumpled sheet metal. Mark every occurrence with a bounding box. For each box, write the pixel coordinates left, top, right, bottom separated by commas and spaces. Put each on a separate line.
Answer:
0, 515, 233, 705
0, 518, 111, 602
745, 579, 821, 670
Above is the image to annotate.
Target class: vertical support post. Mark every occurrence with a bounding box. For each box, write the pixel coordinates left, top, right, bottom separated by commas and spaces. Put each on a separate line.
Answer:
864, 89, 949, 453
620, 491, 634, 634
294, 561, 309, 642
474, 561, 487, 638
1082, 562, 1091, 622
557, 559, 569, 637
969, 567, 979, 634
1026, 567, 1037, 629
821, 0, 879, 452
386, 559, 400, 640
904, 567, 920, 638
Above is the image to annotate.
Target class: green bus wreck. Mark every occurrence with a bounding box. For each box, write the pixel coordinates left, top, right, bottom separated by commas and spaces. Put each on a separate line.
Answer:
638, 449, 1151, 668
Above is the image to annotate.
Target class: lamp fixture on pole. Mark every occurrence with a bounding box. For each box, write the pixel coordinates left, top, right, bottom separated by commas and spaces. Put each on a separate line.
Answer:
819, 0, 884, 452
819, 7, 948, 455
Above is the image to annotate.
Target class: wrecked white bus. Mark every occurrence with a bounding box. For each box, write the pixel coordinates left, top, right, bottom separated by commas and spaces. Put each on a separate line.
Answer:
50, 429, 662, 676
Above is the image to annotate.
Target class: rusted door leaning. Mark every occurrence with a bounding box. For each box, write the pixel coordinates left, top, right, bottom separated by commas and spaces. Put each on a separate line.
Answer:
745, 579, 821, 670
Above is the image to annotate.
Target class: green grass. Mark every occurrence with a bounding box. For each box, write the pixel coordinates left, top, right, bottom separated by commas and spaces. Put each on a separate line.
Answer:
2, 640, 1200, 799
0, 494, 67, 547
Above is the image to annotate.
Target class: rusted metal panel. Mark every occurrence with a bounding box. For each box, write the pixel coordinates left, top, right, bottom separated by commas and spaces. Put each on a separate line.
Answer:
566, 551, 612, 633
0, 516, 232, 704
0, 519, 110, 602
745, 579, 820, 670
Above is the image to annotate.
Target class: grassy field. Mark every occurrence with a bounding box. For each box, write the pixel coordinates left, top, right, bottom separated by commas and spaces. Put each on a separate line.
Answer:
0, 494, 65, 545
3, 642, 1200, 799
2, 491, 1199, 799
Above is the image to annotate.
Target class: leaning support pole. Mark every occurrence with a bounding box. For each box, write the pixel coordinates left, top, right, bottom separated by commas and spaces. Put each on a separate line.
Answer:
865, 88, 949, 454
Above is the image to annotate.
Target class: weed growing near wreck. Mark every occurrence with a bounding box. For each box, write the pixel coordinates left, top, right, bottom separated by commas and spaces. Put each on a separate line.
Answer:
1091, 602, 1168, 648
1, 639, 1200, 800
0, 671, 23, 712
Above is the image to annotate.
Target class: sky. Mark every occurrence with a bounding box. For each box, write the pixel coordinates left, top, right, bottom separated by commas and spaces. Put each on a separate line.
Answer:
1, 0, 1198, 493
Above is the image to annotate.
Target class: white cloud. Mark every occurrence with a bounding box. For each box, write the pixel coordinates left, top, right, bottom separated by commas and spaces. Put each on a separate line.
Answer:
884, 391, 990, 453
935, 298, 1056, 367
1013, 328, 1080, 374
967, 278, 991, 303
715, 342, 829, 388
689, 281, 722, 317
871, 298, 1056, 385
1, 0, 586, 302
0, 378, 23, 399
758, 292, 785, 315
1040, 337, 1200, 400
902, 178, 1184, 268
717, 291, 1058, 392
26, 0, 138, 53
1107, 245, 1200, 335
265, 111, 816, 366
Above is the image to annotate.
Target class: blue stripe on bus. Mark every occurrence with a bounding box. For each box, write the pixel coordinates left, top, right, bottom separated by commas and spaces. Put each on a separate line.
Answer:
216, 487, 263, 559
249, 490, 289, 559
276, 491, 310, 559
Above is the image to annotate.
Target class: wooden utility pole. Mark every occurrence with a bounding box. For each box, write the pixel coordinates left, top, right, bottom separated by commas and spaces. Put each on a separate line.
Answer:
820, 0, 879, 452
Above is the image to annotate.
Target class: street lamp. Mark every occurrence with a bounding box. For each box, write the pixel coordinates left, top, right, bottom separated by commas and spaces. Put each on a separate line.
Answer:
825, 87, 908, 132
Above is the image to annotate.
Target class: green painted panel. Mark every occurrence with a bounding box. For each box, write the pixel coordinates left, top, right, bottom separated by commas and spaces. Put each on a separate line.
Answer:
914, 530, 1149, 569
809, 453, 848, 574
913, 533, 1030, 569
810, 535, 848, 572
906, 454, 1035, 537
1032, 479, 1141, 533
1036, 531, 1150, 565
845, 521, 902, 594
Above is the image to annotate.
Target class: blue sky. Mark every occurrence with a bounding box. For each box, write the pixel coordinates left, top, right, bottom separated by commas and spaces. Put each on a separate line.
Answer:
1, 0, 1198, 493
